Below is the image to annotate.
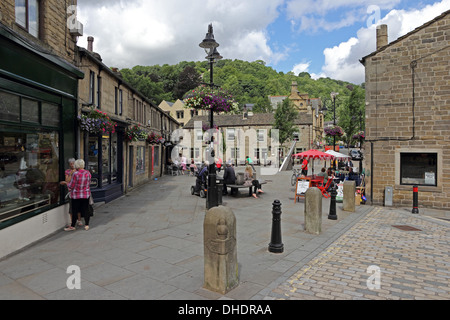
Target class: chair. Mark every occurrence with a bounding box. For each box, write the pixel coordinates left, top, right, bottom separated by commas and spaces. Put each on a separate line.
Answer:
317, 178, 333, 198
311, 176, 324, 187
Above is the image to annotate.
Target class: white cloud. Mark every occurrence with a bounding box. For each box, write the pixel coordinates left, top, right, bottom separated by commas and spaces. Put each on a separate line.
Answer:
286, 0, 402, 32
292, 61, 311, 74
315, 0, 450, 84
76, 0, 285, 69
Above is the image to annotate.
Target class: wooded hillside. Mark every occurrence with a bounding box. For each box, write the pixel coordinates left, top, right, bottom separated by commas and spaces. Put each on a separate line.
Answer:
119, 59, 365, 125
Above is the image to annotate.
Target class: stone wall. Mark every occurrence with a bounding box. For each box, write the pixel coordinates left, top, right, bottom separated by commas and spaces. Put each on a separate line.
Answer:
363, 12, 450, 209
0, 0, 78, 65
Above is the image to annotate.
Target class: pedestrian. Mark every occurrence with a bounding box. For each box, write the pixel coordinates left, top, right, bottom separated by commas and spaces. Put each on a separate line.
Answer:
222, 161, 236, 196
64, 159, 92, 231
60, 158, 82, 227
246, 155, 255, 172
243, 165, 263, 199
180, 153, 187, 174
301, 158, 308, 176
193, 161, 209, 195
216, 157, 223, 172
189, 159, 198, 176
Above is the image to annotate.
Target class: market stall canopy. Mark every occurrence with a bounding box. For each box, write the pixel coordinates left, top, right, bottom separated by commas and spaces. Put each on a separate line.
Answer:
292, 149, 335, 160
325, 150, 351, 160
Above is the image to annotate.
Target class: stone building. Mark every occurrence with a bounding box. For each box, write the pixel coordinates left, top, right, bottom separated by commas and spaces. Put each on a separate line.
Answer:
360, 10, 450, 209
269, 82, 325, 152
158, 99, 207, 127
0, 0, 84, 258
76, 39, 179, 203
183, 110, 312, 166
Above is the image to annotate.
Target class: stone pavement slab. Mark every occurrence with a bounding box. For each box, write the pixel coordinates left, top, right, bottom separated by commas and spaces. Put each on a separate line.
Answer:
0, 168, 448, 300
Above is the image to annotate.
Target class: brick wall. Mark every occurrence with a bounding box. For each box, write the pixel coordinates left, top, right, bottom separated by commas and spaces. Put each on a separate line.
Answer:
363, 11, 450, 209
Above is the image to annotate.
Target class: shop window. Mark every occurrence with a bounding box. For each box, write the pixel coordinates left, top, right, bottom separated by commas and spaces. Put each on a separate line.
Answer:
0, 128, 60, 223
15, 0, 40, 38
88, 132, 118, 187
41, 103, 60, 127
21, 98, 39, 123
400, 153, 437, 186
0, 91, 20, 122
102, 134, 111, 184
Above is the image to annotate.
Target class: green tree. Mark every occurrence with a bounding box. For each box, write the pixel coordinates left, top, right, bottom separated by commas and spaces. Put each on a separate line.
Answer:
273, 98, 298, 146
174, 66, 201, 99
338, 86, 365, 146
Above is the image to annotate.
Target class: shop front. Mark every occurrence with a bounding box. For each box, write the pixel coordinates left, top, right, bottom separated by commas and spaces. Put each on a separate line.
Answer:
83, 126, 125, 203
0, 25, 83, 257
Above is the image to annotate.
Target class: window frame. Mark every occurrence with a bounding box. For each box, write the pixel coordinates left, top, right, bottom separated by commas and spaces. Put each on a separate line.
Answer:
15, 0, 40, 38
394, 148, 443, 192
399, 152, 437, 187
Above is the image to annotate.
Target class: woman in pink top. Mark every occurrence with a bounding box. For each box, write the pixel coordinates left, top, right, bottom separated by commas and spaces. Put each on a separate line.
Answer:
64, 159, 92, 231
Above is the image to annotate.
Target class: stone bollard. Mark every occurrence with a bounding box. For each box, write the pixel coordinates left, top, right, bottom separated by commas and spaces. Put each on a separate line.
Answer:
203, 205, 239, 294
304, 187, 322, 235
343, 180, 356, 212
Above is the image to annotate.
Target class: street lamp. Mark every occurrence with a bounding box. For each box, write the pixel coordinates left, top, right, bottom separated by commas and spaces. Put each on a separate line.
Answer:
199, 24, 222, 209
330, 92, 339, 168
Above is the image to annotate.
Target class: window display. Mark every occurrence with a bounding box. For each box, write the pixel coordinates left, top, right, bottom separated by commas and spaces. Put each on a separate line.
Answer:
0, 129, 59, 223
400, 153, 437, 186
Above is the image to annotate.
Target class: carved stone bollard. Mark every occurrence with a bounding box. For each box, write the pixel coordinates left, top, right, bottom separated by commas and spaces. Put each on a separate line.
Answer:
304, 187, 322, 235
343, 180, 356, 212
203, 205, 239, 294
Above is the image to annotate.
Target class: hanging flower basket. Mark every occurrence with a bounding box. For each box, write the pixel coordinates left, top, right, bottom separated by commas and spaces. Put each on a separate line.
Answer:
352, 131, 365, 140
78, 108, 117, 134
324, 125, 344, 137
183, 85, 238, 113
124, 124, 148, 142
146, 131, 165, 144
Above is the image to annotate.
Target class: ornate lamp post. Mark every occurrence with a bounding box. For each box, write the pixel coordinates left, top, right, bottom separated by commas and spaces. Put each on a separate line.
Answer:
199, 24, 222, 209
330, 92, 339, 169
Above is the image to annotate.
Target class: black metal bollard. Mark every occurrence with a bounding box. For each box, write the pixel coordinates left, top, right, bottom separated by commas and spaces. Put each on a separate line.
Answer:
268, 200, 284, 253
412, 185, 419, 214
328, 183, 338, 220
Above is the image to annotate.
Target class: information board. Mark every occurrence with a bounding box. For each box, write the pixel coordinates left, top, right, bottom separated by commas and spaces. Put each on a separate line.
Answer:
295, 178, 311, 203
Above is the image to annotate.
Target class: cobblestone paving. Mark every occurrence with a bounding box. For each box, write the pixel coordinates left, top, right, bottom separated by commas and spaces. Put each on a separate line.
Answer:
267, 207, 450, 300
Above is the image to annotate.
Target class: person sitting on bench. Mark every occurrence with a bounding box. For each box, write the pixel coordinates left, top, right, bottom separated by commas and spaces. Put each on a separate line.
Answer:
222, 161, 236, 196
243, 165, 263, 199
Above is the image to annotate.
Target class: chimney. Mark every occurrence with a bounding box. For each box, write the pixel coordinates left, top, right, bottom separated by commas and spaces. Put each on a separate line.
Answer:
87, 36, 94, 52
376, 24, 388, 50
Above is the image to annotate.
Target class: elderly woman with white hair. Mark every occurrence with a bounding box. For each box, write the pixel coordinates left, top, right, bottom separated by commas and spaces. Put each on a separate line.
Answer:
60, 158, 82, 227
64, 159, 92, 231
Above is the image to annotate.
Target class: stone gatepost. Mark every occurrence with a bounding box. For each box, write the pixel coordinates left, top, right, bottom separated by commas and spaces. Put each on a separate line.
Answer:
343, 181, 356, 212
304, 187, 322, 235
203, 206, 239, 294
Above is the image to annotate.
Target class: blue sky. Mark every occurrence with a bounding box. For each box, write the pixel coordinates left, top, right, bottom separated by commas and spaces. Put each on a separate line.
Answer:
76, 0, 449, 85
